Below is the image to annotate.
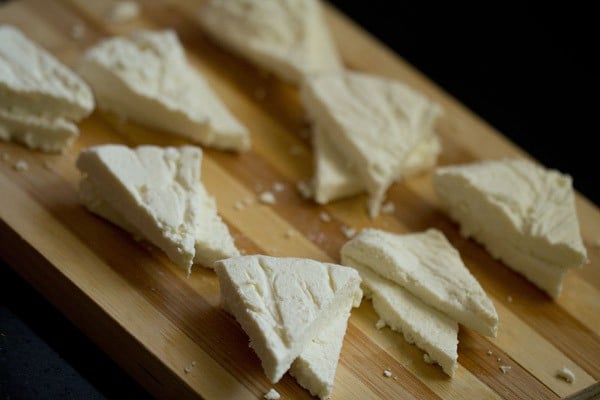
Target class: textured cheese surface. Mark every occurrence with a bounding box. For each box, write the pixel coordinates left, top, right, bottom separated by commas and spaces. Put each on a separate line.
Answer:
0, 109, 78, 153
342, 228, 498, 337
214, 255, 361, 383
289, 311, 350, 399
78, 29, 249, 151
0, 25, 93, 120
312, 125, 362, 204
302, 71, 442, 217
347, 260, 458, 377
314, 125, 441, 204
77, 144, 239, 273
79, 174, 238, 268
0, 25, 93, 152
434, 158, 588, 298
198, 0, 342, 83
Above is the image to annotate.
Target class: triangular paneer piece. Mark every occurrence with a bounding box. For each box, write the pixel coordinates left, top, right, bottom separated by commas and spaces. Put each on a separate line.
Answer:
76, 144, 239, 273
434, 158, 588, 298
214, 255, 362, 384
313, 123, 441, 205
78, 29, 249, 152
347, 261, 458, 376
290, 289, 361, 399
302, 71, 442, 217
198, 0, 342, 84
312, 125, 362, 204
341, 228, 498, 336
0, 25, 94, 152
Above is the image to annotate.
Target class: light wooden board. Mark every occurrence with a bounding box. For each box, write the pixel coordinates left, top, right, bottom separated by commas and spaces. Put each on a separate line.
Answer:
1, 0, 599, 399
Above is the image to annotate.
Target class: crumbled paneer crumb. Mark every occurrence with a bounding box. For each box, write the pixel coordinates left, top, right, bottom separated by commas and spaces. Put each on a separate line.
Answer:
254, 87, 266, 100
319, 211, 331, 222
507, 295, 513, 303
309, 232, 326, 244
272, 182, 285, 192
375, 319, 386, 330
556, 367, 575, 383
259, 191, 276, 205
106, 1, 140, 23
423, 354, 434, 364
234, 200, 245, 210
341, 225, 356, 239
296, 180, 313, 199
70, 23, 85, 39
284, 229, 295, 239
184, 361, 196, 374
381, 201, 395, 215
243, 197, 254, 206
497, 357, 501, 362
263, 388, 281, 400
499, 365, 511, 374
486, 350, 493, 356
383, 368, 392, 377
393, 376, 398, 380
14, 160, 28, 171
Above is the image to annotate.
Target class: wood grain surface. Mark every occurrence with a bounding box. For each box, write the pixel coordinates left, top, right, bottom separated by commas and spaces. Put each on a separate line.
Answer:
1, 1, 599, 399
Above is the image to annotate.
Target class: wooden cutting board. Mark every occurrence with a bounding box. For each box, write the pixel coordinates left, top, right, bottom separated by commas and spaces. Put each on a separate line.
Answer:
1, 0, 599, 399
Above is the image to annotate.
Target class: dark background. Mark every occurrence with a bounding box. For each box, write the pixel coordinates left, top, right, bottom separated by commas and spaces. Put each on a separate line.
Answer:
1, 1, 598, 399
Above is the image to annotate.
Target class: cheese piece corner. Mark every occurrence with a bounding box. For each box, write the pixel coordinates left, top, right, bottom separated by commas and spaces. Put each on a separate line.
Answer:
77, 29, 249, 152
76, 144, 239, 272
0, 25, 94, 152
198, 0, 342, 84
302, 71, 442, 217
433, 157, 587, 298
342, 228, 498, 337
214, 255, 361, 385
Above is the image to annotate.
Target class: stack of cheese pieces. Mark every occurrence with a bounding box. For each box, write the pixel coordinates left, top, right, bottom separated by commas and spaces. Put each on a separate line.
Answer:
0, 25, 94, 152
302, 71, 443, 217
77, 29, 249, 152
76, 144, 239, 275
215, 255, 362, 399
341, 228, 498, 376
434, 158, 588, 298
197, 0, 343, 84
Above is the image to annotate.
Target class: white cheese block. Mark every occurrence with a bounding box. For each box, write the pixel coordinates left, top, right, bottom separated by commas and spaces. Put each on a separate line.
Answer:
0, 25, 94, 152
313, 123, 441, 204
289, 286, 361, 399
433, 158, 588, 298
214, 255, 362, 383
341, 228, 498, 337
198, 0, 342, 84
289, 311, 350, 399
347, 260, 458, 376
79, 175, 238, 268
0, 109, 78, 153
76, 144, 239, 273
312, 124, 362, 204
78, 29, 249, 152
302, 71, 442, 217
